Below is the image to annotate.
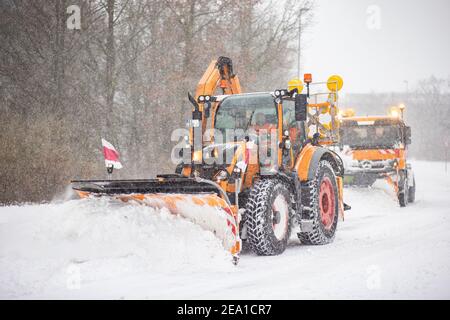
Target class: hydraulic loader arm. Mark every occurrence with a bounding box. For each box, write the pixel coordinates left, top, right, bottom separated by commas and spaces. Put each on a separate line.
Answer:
189, 56, 242, 144
195, 56, 242, 98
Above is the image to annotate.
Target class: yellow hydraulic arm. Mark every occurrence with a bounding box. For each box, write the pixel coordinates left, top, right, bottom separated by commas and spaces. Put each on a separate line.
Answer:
189, 56, 242, 138
195, 56, 242, 99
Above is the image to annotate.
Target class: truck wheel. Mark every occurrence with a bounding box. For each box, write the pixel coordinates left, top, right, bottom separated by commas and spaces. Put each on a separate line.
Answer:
398, 192, 406, 207
245, 179, 293, 255
398, 170, 408, 207
407, 176, 416, 203
298, 160, 339, 245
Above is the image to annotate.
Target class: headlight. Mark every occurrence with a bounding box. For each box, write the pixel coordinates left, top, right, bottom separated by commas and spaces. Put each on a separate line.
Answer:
285, 139, 291, 149
197, 95, 211, 103
192, 150, 202, 162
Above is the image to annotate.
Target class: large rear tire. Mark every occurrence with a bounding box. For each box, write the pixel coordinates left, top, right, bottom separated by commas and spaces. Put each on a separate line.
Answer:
245, 179, 293, 255
298, 160, 339, 245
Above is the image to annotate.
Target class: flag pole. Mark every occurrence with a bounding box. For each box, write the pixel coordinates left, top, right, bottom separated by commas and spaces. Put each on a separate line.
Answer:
107, 164, 114, 180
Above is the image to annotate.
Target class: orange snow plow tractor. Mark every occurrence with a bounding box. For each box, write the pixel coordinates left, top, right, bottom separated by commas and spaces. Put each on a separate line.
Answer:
338, 105, 415, 207
72, 58, 350, 263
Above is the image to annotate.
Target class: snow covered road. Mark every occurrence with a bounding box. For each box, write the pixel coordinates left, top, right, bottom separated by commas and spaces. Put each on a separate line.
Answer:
1, 161, 449, 299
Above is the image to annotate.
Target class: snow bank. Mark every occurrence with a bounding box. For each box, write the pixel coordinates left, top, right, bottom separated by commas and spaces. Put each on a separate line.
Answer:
0, 198, 231, 299
1, 160, 449, 299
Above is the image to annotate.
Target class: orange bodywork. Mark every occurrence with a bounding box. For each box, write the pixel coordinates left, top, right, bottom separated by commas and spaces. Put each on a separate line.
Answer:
351, 149, 397, 161
192, 57, 241, 142
342, 115, 407, 170
351, 149, 406, 169
341, 115, 409, 198
294, 144, 345, 218
294, 144, 317, 181
343, 115, 398, 122
195, 60, 241, 98
308, 101, 330, 109
194, 58, 242, 135
76, 191, 89, 199
336, 176, 344, 219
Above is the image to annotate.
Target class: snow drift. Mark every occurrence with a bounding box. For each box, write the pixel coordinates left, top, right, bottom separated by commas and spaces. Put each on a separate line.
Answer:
0, 198, 231, 299
1, 160, 450, 299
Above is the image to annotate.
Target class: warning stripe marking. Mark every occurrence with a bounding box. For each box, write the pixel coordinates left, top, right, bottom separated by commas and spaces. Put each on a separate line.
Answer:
379, 149, 396, 155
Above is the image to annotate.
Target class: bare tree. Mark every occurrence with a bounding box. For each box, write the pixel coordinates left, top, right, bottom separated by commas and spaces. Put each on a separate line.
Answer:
0, 0, 317, 203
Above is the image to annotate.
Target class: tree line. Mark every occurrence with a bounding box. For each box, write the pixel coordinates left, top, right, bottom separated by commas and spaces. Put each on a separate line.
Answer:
0, 0, 312, 204
342, 76, 450, 162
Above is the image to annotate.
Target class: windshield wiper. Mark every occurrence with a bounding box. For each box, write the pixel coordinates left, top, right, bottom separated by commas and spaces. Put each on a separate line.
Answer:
244, 110, 255, 131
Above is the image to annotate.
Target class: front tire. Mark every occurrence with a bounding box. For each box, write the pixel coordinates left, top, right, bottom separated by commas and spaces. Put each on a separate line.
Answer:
298, 160, 339, 245
245, 179, 293, 255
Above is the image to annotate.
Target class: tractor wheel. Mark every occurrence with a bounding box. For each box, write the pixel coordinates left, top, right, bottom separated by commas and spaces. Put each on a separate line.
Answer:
398, 170, 408, 207
407, 176, 416, 203
245, 179, 293, 255
298, 160, 339, 245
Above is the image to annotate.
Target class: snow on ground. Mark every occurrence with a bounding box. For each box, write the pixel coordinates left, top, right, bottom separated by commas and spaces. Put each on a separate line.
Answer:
1, 160, 449, 299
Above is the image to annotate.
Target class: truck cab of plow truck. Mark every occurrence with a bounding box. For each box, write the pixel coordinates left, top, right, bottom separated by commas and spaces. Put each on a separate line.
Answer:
338, 107, 415, 207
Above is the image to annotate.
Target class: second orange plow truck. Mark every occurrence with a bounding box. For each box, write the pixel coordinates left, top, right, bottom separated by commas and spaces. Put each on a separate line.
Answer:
338, 106, 415, 207
71, 57, 350, 264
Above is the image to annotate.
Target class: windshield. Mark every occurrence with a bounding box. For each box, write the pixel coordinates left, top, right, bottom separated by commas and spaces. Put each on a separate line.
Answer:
215, 94, 277, 141
341, 124, 401, 149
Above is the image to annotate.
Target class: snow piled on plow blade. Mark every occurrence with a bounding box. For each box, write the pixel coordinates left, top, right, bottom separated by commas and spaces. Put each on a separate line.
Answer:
0, 198, 232, 299
120, 193, 239, 254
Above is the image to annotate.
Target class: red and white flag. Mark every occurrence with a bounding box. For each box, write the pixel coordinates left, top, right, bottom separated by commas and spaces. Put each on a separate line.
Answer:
102, 138, 123, 169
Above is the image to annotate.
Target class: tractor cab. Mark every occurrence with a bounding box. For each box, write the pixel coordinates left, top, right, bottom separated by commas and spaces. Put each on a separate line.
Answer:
179, 91, 307, 185
183, 74, 346, 186
213, 92, 303, 162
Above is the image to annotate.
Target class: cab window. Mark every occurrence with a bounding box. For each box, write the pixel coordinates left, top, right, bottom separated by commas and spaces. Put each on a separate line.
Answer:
282, 100, 300, 151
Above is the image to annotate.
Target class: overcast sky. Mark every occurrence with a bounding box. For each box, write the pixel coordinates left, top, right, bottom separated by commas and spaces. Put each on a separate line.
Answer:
300, 0, 450, 93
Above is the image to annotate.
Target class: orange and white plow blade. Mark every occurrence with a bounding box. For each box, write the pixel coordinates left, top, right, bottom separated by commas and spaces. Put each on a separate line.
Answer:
118, 193, 241, 257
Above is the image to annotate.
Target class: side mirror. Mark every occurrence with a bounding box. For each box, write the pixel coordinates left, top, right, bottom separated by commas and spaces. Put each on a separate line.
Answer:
404, 126, 411, 144
295, 94, 308, 122
188, 92, 199, 110
204, 101, 211, 118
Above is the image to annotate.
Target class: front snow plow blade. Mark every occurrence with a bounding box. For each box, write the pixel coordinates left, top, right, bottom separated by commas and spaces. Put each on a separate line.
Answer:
71, 176, 241, 260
